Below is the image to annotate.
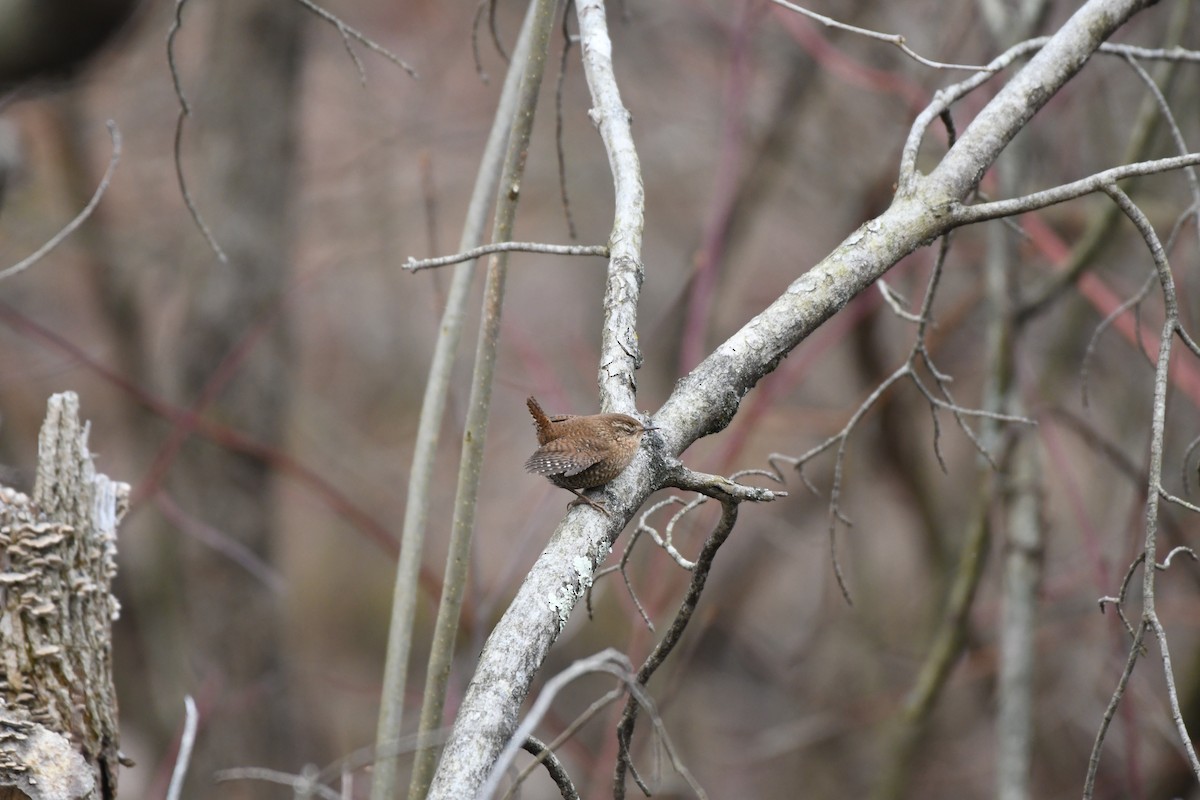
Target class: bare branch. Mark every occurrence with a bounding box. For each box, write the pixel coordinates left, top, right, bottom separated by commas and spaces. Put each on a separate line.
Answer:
0, 122, 121, 282
1160, 488, 1200, 515
614, 505, 738, 799
165, 696, 198, 800
488, 0, 509, 64
501, 688, 623, 800
291, 0, 418, 81
949, 154, 1200, 226
404, 241, 608, 271
1080, 271, 1156, 408
431, 5, 1189, 795
1158, 546, 1198, 570
576, 0, 646, 411
1121, 55, 1200, 228
371, 4, 541, 796
1083, 619, 1147, 800
414, 0, 560, 795
663, 463, 787, 504
1148, 615, 1200, 780
556, 2, 579, 239
1089, 179, 1200, 786
1105, 43, 1200, 63
519, 737, 580, 800
899, 38, 1045, 194
590, 463, 784, 629
167, 0, 228, 264
471, 0, 492, 82
769, 0, 994, 72
1097, 553, 1145, 642
482, 649, 703, 800
877, 279, 922, 322
217, 765, 341, 800
633, 494, 702, 571
591, 511, 658, 628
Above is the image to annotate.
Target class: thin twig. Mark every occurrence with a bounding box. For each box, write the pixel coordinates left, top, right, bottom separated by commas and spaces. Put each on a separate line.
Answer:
1159, 488, 1200, 515
899, 38, 1045, 194
371, 4, 541, 795
1159, 546, 1198, 570
1080, 271, 1156, 408
292, 0, 418, 81
950, 154, 1200, 226
899, 37, 1200, 197
1084, 181, 1200, 789
471, 0, 492, 83
614, 503, 737, 799
167, 0, 228, 263
483, 650, 702, 800
410, 0, 559, 795
1017, 0, 1194, 322
769, 0, 994, 72
1084, 619, 1148, 799
588, 463, 784, 629
501, 688, 624, 800
556, 0, 579, 239
488, 0, 510, 63
664, 463, 788, 504
877, 279, 922, 323
216, 765, 340, 800
520, 737, 581, 800
1148, 614, 1200, 778
591, 515, 655, 629
606, 462, 790, 609
404, 241, 608, 271
1098, 553, 1146, 642
165, 696, 198, 800
0, 122, 121, 282
1121, 53, 1200, 249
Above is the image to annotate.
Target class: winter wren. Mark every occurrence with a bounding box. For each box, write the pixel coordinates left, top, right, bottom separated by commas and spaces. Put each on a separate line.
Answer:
524, 396, 653, 514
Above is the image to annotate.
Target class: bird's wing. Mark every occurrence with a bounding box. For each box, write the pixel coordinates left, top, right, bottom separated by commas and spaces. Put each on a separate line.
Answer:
524, 437, 605, 477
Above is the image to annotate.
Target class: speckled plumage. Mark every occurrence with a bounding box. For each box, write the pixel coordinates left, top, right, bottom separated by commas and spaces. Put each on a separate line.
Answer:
524, 396, 651, 513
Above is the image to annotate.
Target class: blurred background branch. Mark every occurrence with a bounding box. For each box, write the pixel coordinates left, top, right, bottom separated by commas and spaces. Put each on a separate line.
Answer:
1, 0, 1200, 798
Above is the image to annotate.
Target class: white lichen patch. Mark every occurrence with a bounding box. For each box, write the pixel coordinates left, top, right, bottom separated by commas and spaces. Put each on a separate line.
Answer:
572, 556, 593, 588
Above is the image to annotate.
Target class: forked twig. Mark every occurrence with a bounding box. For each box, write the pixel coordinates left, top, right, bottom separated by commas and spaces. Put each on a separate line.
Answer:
1085, 182, 1200, 797
500, 688, 623, 800
777, 233, 1032, 603
613, 504, 737, 799
292, 0, 418, 82
588, 466, 784, 630
481, 649, 703, 800
769, 0, 994, 72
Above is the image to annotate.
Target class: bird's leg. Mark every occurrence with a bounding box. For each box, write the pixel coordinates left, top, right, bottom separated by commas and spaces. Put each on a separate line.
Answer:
566, 488, 610, 516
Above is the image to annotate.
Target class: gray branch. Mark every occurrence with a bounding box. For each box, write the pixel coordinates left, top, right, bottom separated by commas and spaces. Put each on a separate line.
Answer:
425, 2, 1163, 797
404, 241, 608, 272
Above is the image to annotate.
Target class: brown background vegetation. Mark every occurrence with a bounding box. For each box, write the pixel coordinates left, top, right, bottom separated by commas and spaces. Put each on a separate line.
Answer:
1, 0, 1198, 797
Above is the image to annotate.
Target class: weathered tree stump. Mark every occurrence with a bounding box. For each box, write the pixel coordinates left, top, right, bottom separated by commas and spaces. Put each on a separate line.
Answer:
0, 393, 128, 800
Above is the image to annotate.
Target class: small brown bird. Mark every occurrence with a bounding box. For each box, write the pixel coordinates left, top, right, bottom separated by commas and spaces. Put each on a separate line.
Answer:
524, 396, 654, 514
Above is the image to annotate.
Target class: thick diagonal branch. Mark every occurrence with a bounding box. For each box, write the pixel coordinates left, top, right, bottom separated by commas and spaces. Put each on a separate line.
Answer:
425, 3, 1158, 796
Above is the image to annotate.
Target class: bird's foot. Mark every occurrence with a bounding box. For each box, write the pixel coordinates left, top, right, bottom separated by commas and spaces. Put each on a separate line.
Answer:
568, 489, 610, 516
